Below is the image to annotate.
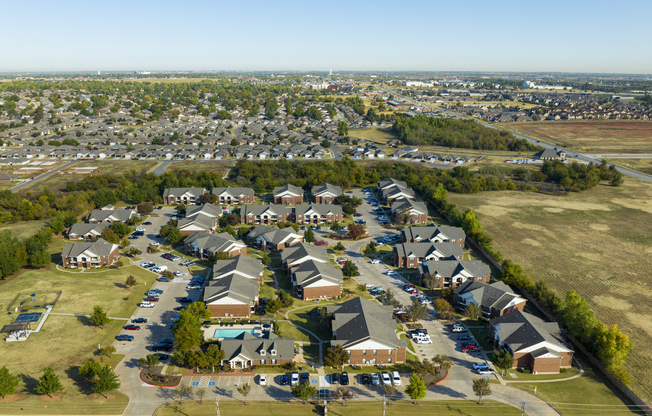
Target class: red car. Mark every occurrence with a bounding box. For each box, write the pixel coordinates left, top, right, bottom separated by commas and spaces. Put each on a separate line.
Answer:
144, 297, 160, 302
124, 325, 140, 331
462, 344, 481, 353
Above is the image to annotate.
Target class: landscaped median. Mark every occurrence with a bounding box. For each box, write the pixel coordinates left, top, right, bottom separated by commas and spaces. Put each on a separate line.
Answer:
153, 400, 523, 416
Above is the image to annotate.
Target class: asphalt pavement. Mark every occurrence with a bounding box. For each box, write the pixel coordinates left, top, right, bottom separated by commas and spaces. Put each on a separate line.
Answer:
10, 160, 78, 192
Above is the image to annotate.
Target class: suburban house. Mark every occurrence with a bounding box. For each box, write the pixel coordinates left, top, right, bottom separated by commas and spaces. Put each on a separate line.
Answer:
534, 149, 566, 161
311, 183, 342, 204
401, 225, 466, 246
294, 204, 343, 224
291, 260, 343, 300
281, 243, 329, 270
490, 310, 573, 374
162, 187, 206, 205
418, 260, 491, 289
65, 222, 110, 240
211, 186, 255, 205
213, 255, 264, 284
393, 242, 463, 268
184, 231, 247, 259
0, 173, 17, 182
86, 208, 135, 224
178, 203, 224, 235
391, 199, 428, 224
240, 204, 292, 225
204, 274, 259, 318
377, 177, 407, 192
220, 332, 294, 368
61, 238, 120, 269
381, 185, 416, 204
185, 203, 225, 221
455, 281, 526, 318
273, 184, 304, 205
327, 297, 407, 366
247, 225, 303, 252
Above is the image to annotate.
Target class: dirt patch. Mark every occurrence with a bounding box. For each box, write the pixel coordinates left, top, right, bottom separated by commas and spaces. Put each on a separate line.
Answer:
521, 238, 541, 247
611, 198, 652, 215
578, 252, 601, 261
0, 393, 26, 403
592, 295, 632, 311
625, 312, 652, 338
40, 392, 65, 401
512, 222, 544, 231
474, 205, 517, 217
589, 224, 611, 231
543, 207, 565, 213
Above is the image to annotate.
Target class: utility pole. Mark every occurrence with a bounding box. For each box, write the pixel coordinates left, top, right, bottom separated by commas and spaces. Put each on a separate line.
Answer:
215, 396, 220, 416
383, 394, 386, 416
521, 400, 526, 416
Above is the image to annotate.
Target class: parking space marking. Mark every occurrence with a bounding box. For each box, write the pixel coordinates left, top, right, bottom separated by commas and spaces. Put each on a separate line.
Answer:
199, 376, 210, 387
226, 377, 231, 387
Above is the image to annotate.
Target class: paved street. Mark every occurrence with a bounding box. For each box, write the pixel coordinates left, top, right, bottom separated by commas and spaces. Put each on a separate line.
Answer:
10, 160, 78, 192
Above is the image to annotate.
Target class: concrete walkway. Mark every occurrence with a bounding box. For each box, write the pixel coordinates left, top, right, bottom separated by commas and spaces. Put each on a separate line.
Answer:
49, 312, 130, 320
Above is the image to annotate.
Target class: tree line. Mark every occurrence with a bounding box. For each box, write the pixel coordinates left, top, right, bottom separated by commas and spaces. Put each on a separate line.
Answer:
392, 115, 540, 151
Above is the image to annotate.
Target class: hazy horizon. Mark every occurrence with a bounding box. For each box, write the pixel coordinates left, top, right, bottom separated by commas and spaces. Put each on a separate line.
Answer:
1, 0, 650, 74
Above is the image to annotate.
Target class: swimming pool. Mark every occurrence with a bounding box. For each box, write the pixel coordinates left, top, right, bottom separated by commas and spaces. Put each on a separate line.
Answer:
213, 328, 255, 338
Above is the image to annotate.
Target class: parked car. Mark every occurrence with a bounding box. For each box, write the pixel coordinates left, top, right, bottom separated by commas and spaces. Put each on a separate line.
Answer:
152, 344, 173, 352
143, 222, 152, 225
152, 353, 170, 360
157, 277, 170, 282
414, 335, 433, 344
341, 372, 350, 386
370, 259, 381, 264
371, 372, 380, 386
392, 371, 402, 386
139, 302, 155, 308
301, 372, 310, 384
160, 338, 175, 344
280, 374, 289, 385
143, 297, 160, 302
115, 334, 134, 341
178, 297, 193, 303
330, 373, 339, 384
132, 318, 148, 323
124, 325, 140, 331
476, 368, 495, 375
462, 344, 481, 353
360, 374, 371, 385
473, 362, 491, 370
458, 334, 472, 341
316, 389, 332, 398
451, 326, 466, 333
291, 372, 299, 386
381, 371, 392, 386
259, 374, 267, 386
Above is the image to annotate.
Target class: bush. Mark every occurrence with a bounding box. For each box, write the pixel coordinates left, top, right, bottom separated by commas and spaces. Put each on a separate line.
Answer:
560, 368, 567, 373
314, 239, 328, 247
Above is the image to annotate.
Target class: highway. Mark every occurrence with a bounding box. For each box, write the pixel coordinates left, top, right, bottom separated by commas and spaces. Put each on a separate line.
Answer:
10, 161, 78, 192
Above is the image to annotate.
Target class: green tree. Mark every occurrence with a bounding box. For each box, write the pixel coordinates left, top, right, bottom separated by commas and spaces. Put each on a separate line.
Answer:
79, 360, 102, 381
320, 139, 331, 148
111, 222, 131, 238
491, 350, 514, 376
185, 301, 212, 322
337, 121, 348, 136
433, 354, 453, 372
304, 227, 315, 244
237, 382, 251, 404
334, 241, 345, 251
405, 373, 427, 404
341, 260, 360, 279
260, 252, 271, 266
562, 290, 597, 344
407, 298, 428, 322
92, 365, 121, 398
464, 302, 482, 320
264, 94, 278, 119
433, 298, 451, 317
0, 366, 20, 398
137, 201, 154, 214
28, 248, 50, 268
291, 381, 317, 404
472, 378, 492, 404
36, 367, 64, 398
173, 309, 203, 351
323, 345, 348, 369
363, 241, 377, 255
382, 384, 397, 399
594, 323, 632, 370
412, 358, 438, 378
100, 227, 120, 244
90, 305, 111, 329
167, 228, 183, 244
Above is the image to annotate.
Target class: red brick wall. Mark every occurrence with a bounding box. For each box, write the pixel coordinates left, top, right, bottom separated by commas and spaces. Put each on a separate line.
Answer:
497, 302, 526, 317
347, 348, 405, 365
273, 196, 303, 205
301, 284, 342, 300
62, 247, 119, 269
313, 195, 335, 204
252, 359, 293, 366
208, 304, 252, 318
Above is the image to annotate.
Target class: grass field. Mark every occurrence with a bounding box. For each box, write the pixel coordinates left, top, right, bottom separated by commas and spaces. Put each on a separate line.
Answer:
73, 160, 159, 174
167, 160, 234, 175
154, 400, 522, 416
0, 219, 49, 241
0, 241, 157, 414
507, 121, 652, 154
606, 158, 652, 175
447, 176, 652, 402
348, 127, 398, 143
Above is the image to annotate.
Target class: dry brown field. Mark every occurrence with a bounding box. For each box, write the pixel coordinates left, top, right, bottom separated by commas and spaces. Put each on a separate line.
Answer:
448, 177, 652, 401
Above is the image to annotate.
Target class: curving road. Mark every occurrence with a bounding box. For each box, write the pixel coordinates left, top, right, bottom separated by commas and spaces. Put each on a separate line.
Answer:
10, 161, 78, 192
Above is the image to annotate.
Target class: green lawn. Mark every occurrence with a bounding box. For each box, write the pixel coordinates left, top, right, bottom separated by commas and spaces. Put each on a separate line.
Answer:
399, 333, 415, 353
510, 365, 640, 415
0, 219, 50, 241
285, 308, 332, 341
504, 365, 581, 381
303, 344, 320, 363
155, 400, 522, 416
275, 322, 315, 343
468, 328, 493, 351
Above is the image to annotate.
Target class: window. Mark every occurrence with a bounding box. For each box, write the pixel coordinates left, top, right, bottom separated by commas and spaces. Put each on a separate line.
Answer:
373, 350, 377, 355
347, 350, 351, 355
271, 359, 277, 364
362, 359, 366, 364
260, 359, 266, 365
362, 350, 366, 355
388, 349, 392, 355
271, 349, 276, 356
260, 350, 266, 356
388, 358, 392, 363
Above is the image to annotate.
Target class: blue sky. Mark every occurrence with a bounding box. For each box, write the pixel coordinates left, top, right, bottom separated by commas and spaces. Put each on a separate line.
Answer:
1, 0, 650, 74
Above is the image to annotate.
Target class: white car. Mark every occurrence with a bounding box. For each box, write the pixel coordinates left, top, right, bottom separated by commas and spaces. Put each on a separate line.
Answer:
386, 271, 397, 276
365, 283, 375, 288
139, 302, 155, 308
370, 259, 381, 264
258, 374, 267, 386
377, 216, 388, 221
473, 362, 491, 370
476, 368, 495, 375
381, 372, 392, 386
414, 335, 433, 344
291, 372, 299, 386
392, 371, 402, 386
149, 242, 160, 246
135, 227, 146, 232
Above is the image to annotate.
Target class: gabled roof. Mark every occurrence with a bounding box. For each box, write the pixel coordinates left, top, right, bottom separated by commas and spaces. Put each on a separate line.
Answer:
66, 222, 109, 237
248, 225, 302, 245
394, 242, 463, 259
292, 260, 343, 288
377, 177, 407, 190
273, 184, 303, 197
185, 231, 242, 253
402, 225, 466, 242
162, 187, 206, 198
391, 199, 427, 215
382, 185, 415, 199
221, 332, 294, 362
281, 243, 329, 265
420, 259, 490, 279
455, 281, 522, 310
490, 310, 571, 354
212, 186, 255, 198
87, 208, 134, 223
177, 214, 216, 231
241, 204, 291, 218
311, 183, 342, 197
294, 204, 343, 218
186, 203, 224, 219
327, 297, 406, 350
204, 274, 259, 305
213, 254, 263, 281
62, 238, 118, 258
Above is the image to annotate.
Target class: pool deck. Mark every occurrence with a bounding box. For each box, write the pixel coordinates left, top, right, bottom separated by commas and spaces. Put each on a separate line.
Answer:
202, 324, 268, 341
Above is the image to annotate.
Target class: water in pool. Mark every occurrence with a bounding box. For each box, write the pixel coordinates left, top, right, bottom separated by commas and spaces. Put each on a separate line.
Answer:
214, 328, 255, 338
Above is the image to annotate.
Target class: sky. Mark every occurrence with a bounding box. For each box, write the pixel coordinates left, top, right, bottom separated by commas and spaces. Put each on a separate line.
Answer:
1, 0, 651, 74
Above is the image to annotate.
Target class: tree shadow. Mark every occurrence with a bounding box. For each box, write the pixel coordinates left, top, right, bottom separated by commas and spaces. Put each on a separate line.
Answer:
213, 386, 233, 398
114, 282, 129, 289
76, 314, 93, 326
65, 365, 93, 395
430, 384, 467, 399
21, 373, 40, 395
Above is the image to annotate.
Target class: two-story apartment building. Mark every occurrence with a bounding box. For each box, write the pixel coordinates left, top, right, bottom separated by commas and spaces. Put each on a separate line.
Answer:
61, 238, 120, 269
162, 187, 206, 205
273, 184, 304, 205
401, 225, 466, 247
291, 260, 343, 300
391, 199, 428, 224
86, 208, 135, 224
220, 332, 294, 369
393, 242, 463, 268
328, 298, 407, 366
212, 186, 255, 205
65, 222, 110, 240
281, 243, 329, 270
418, 259, 491, 289
184, 231, 247, 259
455, 281, 526, 319
204, 274, 259, 318
311, 183, 342, 204
247, 225, 303, 253
294, 204, 343, 224
240, 204, 292, 225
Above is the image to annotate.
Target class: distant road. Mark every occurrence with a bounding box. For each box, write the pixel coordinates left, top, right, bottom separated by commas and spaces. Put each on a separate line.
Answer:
153, 160, 173, 176
11, 161, 78, 192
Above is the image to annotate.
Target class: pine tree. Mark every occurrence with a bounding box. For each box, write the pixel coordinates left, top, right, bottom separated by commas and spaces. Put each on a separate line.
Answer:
93, 365, 120, 398
0, 366, 20, 399
36, 367, 64, 398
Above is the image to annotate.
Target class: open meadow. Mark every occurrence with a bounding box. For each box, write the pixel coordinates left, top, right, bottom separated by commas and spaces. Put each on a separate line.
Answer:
507, 121, 652, 154
167, 160, 234, 175
0, 239, 157, 414
448, 176, 652, 402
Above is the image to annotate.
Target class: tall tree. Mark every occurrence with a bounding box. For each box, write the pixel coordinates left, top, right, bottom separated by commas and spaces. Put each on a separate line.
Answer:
291, 381, 317, 404
407, 298, 428, 322
405, 373, 427, 404
90, 305, 111, 329
92, 365, 121, 398
594, 323, 632, 370
79, 360, 102, 381
236, 382, 251, 405
341, 260, 360, 279
36, 367, 64, 398
323, 345, 348, 369
304, 227, 315, 244
562, 290, 597, 344
185, 302, 212, 322
472, 378, 492, 405
464, 302, 482, 320
491, 350, 514, 376
0, 366, 20, 399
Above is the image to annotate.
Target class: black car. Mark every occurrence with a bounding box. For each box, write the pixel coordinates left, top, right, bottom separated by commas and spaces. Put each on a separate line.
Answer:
415, 328, 428, 335
132, 318, 148, 324
143, 222, 152, 225
341, 372, 350, 385
330, 373, 339, 384
174, 305, 187, 311
152, 353, 169, 360
301, 372, 310, 384
152, 344, 173, 352
280, 374, 289, 385
360, 374, 371, 385
178, 297, 193, 303
115, 334, 134, 341
160, 338, 175, 344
